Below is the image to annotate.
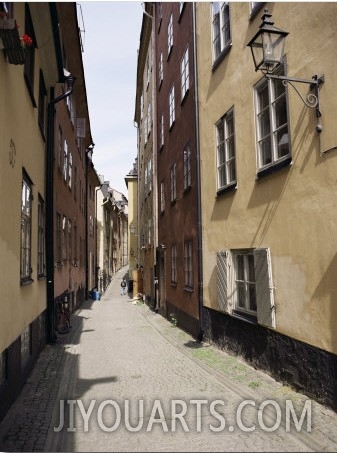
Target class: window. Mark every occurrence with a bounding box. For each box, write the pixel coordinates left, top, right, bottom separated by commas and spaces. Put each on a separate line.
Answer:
74, 225, 78, 263
255, 65, 290, 173
160, 114, 164, 149
216, 108, 236, 190
62, 215, 67, 260
21, 172, 32, 282
234, 252, 257, 314
147, 102, 152, 136
184, 240, 193, 288
183, 145, 192, 190
68, 151, 72, 189
74, 166, 77, 200
211, 2, 231, 61
217, 248, 275, 327
68, 219, 72, 261
21, 324, 31, 368
38, 70, 47, 135
56, 212, 62, 263
169, 85, 175, 128
181, 46, 189, 101
63, 140, 68, 181
160, 181, 165, 212
24, 4, 36, 105
170, 163, 176, 202
37, 196, 45, 277
58, 127, 63, 170
167, 13, 173, 57
140, 94, 144, 120
147, 218, 152, 245
171, 244, 177, 284
159, 52, 163, 87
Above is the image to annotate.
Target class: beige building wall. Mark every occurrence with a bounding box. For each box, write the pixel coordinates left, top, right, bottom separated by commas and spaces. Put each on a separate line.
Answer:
0, 3, 59, 352
125, 166, 138, 287
196, 2, 337, 353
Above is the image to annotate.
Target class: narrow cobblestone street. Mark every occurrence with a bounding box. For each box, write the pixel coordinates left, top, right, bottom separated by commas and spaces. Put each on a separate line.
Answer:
1, 267, 337, 452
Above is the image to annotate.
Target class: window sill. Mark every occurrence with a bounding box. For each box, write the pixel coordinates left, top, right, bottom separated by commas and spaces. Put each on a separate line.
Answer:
184, 286, 193, 293
232, 309, 257, 325
212, 43, 232, 72
256, 156, 292, 180
20, 277, 34, 286
216, 182, 237, 198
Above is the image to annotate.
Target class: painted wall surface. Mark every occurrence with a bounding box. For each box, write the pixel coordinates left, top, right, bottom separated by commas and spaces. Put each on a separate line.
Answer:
196, 2, 337, 353
125, 174, 138, 281
0, 3, 58, 352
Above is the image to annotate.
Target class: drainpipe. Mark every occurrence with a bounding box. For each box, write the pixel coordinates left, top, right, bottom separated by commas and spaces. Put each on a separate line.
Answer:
46, 70, 76, 343
192, 4, 204, 342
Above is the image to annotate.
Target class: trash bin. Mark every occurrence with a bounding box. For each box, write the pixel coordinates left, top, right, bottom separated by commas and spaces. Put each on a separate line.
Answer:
92, 291, 100, 301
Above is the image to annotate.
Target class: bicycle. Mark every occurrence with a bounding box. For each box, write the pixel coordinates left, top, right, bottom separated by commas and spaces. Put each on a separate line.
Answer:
56, 296, 71, 334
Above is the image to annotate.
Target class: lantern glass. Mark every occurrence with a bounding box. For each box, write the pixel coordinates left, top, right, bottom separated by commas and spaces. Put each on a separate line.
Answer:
247, 10, 288, 73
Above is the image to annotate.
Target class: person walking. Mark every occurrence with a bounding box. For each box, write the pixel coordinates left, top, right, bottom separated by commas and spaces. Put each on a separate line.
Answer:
120, 278, 127, 296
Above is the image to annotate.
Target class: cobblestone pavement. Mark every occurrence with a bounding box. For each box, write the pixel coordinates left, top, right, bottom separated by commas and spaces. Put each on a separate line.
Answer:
1, 266, 337, 452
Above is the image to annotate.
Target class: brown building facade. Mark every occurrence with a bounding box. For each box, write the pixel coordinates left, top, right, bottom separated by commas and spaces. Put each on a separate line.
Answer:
155, 2, 201, 337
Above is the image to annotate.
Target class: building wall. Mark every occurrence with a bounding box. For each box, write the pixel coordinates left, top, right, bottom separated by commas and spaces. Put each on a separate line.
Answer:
155, 2, 200, 336
196, 2, 337, 407
0, 2, 61, 421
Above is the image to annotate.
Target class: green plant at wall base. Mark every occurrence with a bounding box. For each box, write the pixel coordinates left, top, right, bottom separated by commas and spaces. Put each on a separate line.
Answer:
169, 313, 178, 327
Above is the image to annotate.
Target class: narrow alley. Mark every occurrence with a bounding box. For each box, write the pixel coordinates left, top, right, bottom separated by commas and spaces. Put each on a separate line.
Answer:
1, 267, 337, 452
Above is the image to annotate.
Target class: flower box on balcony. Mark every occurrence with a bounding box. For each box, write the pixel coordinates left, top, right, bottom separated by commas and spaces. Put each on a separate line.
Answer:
0, 17, 25, 65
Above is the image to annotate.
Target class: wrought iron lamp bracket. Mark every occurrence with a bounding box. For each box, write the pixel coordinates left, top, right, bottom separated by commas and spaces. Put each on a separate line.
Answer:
265, 74, 324, 119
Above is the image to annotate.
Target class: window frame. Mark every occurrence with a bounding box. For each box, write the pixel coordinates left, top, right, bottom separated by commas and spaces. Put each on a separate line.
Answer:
181, 46, 189, 102
171, 244, 177, 284
167, 12, 173, 58
217, 248, 276, 327
216, 107, 236, 193
169, 85, 175, 129
170, 163, 177, 203
254, 64, 291, 178
184, 240, 193, 289
183, 145, 192, 191
211, 2, 231, 64
21, 171, 33, 284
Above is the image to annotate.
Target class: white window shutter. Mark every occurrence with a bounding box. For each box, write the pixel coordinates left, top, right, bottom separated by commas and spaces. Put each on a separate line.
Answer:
217, 250, 232, 314
254, 247, 276, 328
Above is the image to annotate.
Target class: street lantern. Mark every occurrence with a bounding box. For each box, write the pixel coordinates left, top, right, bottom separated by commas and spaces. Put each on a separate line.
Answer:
247, 9, 288, 73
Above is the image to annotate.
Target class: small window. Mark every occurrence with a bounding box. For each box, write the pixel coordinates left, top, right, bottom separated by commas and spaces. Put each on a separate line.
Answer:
171, 244, 177, 284
255, 64, 290, 175
159, 52, 163, 87
160, 181, 165, 213
211, 2, 231, 62
181, 46, 189, 101
169, 85, 175, 128
170, 163, 176, 202
21, 324, 32, 368
184, 240, 193, 289
24, 4, 36, 106
216, 108, 236, 191
38, 70, 47, 136
21, 171, 33, 283
217, 248, 276, 327
167, 13, 173, 57
183, 145, 192, 190
160, 114, 164, 149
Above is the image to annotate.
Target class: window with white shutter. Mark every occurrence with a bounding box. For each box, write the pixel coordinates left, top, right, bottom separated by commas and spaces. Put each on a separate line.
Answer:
217, 247, 275, 328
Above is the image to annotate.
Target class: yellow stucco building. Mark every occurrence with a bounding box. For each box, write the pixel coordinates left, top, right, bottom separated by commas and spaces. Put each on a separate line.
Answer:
196, 2, 337, 408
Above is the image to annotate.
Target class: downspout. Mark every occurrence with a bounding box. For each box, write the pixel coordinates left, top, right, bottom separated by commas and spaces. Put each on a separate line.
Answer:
193, 3, 204, 342
46, 73, 76, 343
